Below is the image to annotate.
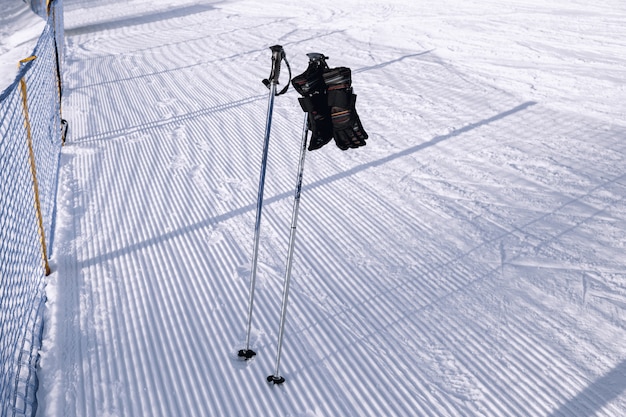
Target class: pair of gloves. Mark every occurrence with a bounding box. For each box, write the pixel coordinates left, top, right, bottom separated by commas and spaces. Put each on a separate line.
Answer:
291, 60, 368, 151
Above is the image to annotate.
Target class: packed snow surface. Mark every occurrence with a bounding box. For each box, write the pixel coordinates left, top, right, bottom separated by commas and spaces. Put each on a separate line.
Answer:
0, 0, 45, 90
17, 0, 626, 415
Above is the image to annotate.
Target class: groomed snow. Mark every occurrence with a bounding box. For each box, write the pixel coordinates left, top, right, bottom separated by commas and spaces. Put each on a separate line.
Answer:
0, 0, 46, 91
20, 0, 626, 415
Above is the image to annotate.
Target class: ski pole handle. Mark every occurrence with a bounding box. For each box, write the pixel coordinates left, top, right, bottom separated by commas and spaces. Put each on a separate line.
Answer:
263, 45, 291, 95
270, 45, 284, 84
306, 52, 328, 65
262, 45, 284, 87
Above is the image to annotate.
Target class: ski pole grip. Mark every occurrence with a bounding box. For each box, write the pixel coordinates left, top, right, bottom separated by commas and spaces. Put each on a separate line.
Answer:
269, 45, 284, 83
306, 52, 328, 63
263, 45, 284, 89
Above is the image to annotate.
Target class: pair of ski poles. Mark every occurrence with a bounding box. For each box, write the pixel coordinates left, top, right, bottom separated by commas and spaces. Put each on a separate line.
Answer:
238, 45, 321, 384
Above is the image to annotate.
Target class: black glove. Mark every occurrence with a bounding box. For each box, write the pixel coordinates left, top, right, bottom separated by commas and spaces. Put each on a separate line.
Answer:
322, 67, 368, 150
291, 60, 333, 151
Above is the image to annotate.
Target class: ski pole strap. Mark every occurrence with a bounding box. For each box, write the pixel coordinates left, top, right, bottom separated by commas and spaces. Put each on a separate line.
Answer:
262, 45, 291, 96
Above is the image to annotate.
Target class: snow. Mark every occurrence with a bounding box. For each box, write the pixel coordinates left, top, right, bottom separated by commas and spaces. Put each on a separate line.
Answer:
2, 0, 625, 415
0, 0, 46, 92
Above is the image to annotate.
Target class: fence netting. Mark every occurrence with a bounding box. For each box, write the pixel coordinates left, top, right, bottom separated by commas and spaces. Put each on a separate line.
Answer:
0, 1, 65, 416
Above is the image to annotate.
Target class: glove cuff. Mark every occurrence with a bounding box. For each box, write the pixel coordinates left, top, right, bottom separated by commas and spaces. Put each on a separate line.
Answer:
323, 67, 352, 90
292, 61, 327, 96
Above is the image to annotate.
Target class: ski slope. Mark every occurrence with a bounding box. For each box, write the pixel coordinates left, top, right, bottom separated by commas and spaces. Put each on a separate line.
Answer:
0, 0, 46, 90
29, 0, 626, 415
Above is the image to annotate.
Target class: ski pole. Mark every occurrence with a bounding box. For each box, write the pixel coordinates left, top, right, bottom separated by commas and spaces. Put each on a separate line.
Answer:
239, 45, 290, 360
267, 112, 310, 384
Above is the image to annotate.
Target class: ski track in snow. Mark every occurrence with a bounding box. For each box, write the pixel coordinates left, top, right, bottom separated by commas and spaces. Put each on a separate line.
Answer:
37, 0, 626, 416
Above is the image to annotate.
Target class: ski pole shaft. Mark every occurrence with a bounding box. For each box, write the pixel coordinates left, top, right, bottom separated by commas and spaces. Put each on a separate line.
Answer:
240, 46, 286, 360
241, 82, 276, 358
267, 112, 310, 384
